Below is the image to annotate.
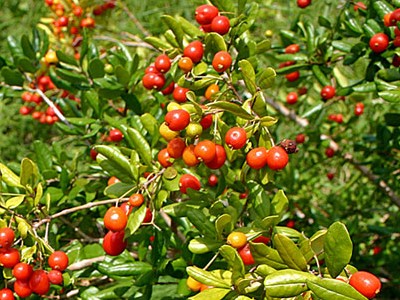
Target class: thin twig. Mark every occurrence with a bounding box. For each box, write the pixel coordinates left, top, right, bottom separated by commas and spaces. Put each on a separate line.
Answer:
120, 3, 151, 37
68, 256, 106, 271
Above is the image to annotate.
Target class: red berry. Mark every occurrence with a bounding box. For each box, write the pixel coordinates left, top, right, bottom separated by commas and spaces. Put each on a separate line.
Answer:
194, 140, 216, 163
104, 207, 128, 232
325, 147, 335, 158
103, 230, 127, 256
0, 248, 20, 268
48, 269, 63, 285
354, 2, 367, 11
12, 262, 33, 281
238, 244, 255, 265
14, 280, 32, 298
142, 73, 165, 90
205, 144, 226, 169
349, 271, 381, 299
195, 4, 219, 25
200, 114, 213, 130
285, 71, 300, 82
355, 102, 364, 116
161, 81, 175, 95
0, 228, 15, 250
143, 208, 153, 223
295, 133, 306, 144
246, 147, 268, 169
320, 85, 336, 100
297, 0, 311, 8
369, 33, 389, 53
0, 288, 14, 300
211, 16, 230, 35
165, 109, 191, 131
285, 44, 300, 54
212, 51, 232, 73
109, 128, 124, 142
29, 270, 50, 295
154, 54, 171, 73
172, 86, 190, 103
286, 220, 295, 228
286, 91, 298, 104
225, 127, 247, 150
208, 174, 218, 187
157, 148, 173, 168
266, 146, 289, 170
179, 174, 201, 194
167, 137, 186, 159
183, 41, 204, 63
48, 251, 69, 272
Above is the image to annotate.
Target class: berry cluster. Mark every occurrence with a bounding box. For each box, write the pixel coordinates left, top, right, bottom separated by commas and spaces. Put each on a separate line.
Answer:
195, 4, 231, 35
0, 228, 68, 298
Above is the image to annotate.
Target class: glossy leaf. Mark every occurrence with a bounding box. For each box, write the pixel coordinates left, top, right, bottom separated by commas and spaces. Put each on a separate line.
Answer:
0, 163, 22, 187
255, 264, 276, 277
219, 245, 245, 282
250, 243, 287, 269
215, 214, 232, 239
177, 16, 204, 38
56, 50, 79, 67
257, 67, 276, 89
187, 209, 216, 238
307, 277, 368, 300
188, 238, 223, 254
95, 145, 135, 180
324, 222, 353, 278
264, 269, 316, 298
125, 204, 147, 236
378, 90, 400, 103
256, 39, 271, 54
239, 60, 257, 95
125, 127, 152, 166
88, 58, 105, 79
20, 158, 39, 188
270, 190, 288, 219
207, 101, 253, 120
205, 33, 227, 53
189, 288, 230, 300
162, 15, 184, 47
115, 65, 130, 85
186, 266, 231, 289
1, 67, 24, 86
273, 234, 308, 271
6, 195, 25, 209
144, 36, 171, 50
97, 260, 152, 277
248, 181, 270, 219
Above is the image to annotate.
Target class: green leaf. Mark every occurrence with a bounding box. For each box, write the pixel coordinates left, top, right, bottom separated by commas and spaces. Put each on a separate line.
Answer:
307, 277, 368, 300
186, 266, 231, 289
188, 238, 223, 254
256, 39, 271, 54
1, 67, 24, 86
6, 195, 25, 209
162, 15, 184, 47
257, 67, 276, 89
255, 264, 276, 277
124, 127, 152, 166
88, 58, 105, 79
239, 60, 257, 95
55, 68, 89, 84
33, 140, 52, 172
187, 209, 216, 238
21, 35, 36, 60
122, 93, 142, 115
125, 204, 147, 236
209, 0, 235, 12
312, 65, 330, 87
115, 65, 130, 85
20, 158, 39, 188
324, 222, 353, 278
140, 113, 158, 137
104, 182, 135, 198
7, 36, 23, 57
219, 245, 245, 282
318, 16, 331, 28
378, 90, 400, 103
270, 190, 288, 219
207, 101, 254, 120
248, 181, 270, 219
16, 56, 36, 73
205, 32, 227, 53
0, 163, 22, 188
250, 243, 287, 269
82, 90, 100, 116
215, 214, 232, 239
384, 113, 400, 126
97, 260, 152, 277
177, 16, 204, 38
95, 145, 135, 180
264, 269, 316, 298
144, 36, 172, 50
56, 50, 79, 67
273, 234, 308, 271
189, 288, 230, 300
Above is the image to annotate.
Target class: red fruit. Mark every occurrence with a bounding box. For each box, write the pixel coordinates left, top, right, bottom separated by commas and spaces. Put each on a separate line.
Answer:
107, 176, 121, 186
161, 81, 175, 95
14, 280, 32, 298
154, 54, 171, 73
80, 17, 95, 28
73, 6, 83, 17
373, 246, 382, 255
355, 102, 364, 116
21, 91, 32, 102
165, 109, 191, 131
179, 174, 201, 194
285, 71, 300, 82
48, 269, 63, 285
212, 51, 232, 73
172, 86, 190, 103
285, 44, 300, 54
195, 4, 219, 25
205, 144, 227, 169
354, 1, 367, 11
103, 230, 127, 256
200, 114, 213, 130
200, 24, 213, 33
295, 133, 306, 144
327, 173, 335, 180
19, 106, 32, 116
320, 85, 336, 100
246, 147, 268, 169
90, 148, 98, 160
286, 91, 298, 104
183, 41, 204, 63
211, 16, 230, 35
143, 208, 153, 223
266, 146, 289, 170
194, 140, 216, 163
167, 137, 186, 159
142, 73, 165, 90
157, 148, 173, 168
182, 145, 200, 167
286, 220, 295, 228
0, 248, 20, 268
393, 36, 400, 48
297, 0, 311, 8
120, 202, 133, 215
29, 270, 50, 295
0, 288, 14, 300
109, 128, 124, 142
205, 84, 220, 100
389, 8, 400, 26
225, 127, 247, 150
369, 33, 389, 53
48, 251, 69, 271
58, 16, 69, 27
128, 193, 144, 207
12, 263, 33, 281
104, 207, 128, 232
208, 174, 218, 187
253, 236, 270, 245
349, 271, 381, 299
325, 147, 335, 158
238, 244, 255, 265
145, 64, 161, 74
178, 57, 193, 73
239, 192, 248, 199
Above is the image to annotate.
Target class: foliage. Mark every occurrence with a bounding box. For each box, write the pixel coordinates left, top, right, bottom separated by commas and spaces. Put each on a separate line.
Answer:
0, 0, 399, 299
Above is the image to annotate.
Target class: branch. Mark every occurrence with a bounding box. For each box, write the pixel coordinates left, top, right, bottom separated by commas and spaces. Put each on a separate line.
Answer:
68, 256, 106, 271
120, 3, 151, 37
